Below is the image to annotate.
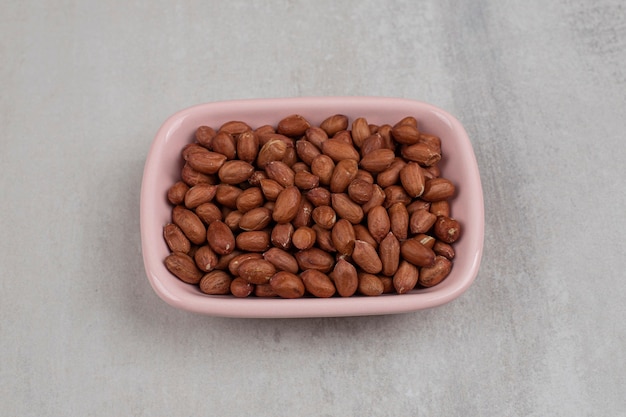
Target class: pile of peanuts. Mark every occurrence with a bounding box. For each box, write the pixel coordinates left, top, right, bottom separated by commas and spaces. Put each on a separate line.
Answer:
163, 114, 460, 298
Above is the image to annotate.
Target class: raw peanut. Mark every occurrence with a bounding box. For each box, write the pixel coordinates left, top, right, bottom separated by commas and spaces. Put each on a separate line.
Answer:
172, 205, 206, 245
186, 148, 228, 174
353, 224, 378, 250
211, 131, 237, 160
333, 129, 352, 143
163, 223, 191, 254
361, 184, 386, 214
291, 198, 314, 229
235, 187, 264, 213
406, 199, 431, 215
430, 200, 450, 217
424, 164, 441, 179
310, 154, 335, 186
194, 245, 218, 272
230, 277, 254, 298
215, 184, 243, 209
292, 226, 317, 250
236, 230, 271, 252
237, 259, 276, 284
228, 252, 264, 276
399, 162, 426, 198
355, 169, 374, 184
419, 256, 452, 287
248, 171, 268, 187
199, 270, 232, 294
359, 133, 385, 156
183, 143, 210, 161
419, 133, 442, 154
311, 205, 337, 229
401, 143, 441, 166
270, 271, 305, 298
214, 250, 241, 271
195, 126, 216, 148
167, 181, 190, 205
394, 116, 418, 128
330, 159, 359, 193
348, 179, 374, 204
377, 158, 407, 188
434, 216, 461, 243
218, 160, 255, 184
352, 240, 383, 274
400, 238, 436, 267
321, 139, 360, 163
301, 270, 336, 298
263, 201, 275, 211
305, 126, 329, 149
181, 163, 217, 186
379, 232, 400, 276
263, 247, 299, 274
380, 276, 395, 293
238, 207, 272, 231
388, 202, 409, 240
237, 130, 259, 163
294, 248, 335, 273
281, 146, 298, 167
218, 120, 251, 136
223, 210, 243, 231
184, 184, 217, 209
305, 187, 331, 207
259, 133, 293, 148
165, 252, 203, 284
254, 283, 277, 297
383, 185, 412, 208
410, 209, 437, 234
331, 193, 364, 224
259, 178, 284, 201
357, 272, 384, 296
312, 224, 336, 253
393, 260, 419, 294
257, 139, 288, 168
421, 178, 456, 202
351, 117, 371, 148
367, 205, 391, 243
391, 124, 421, 145
207, 220, 236, 255
295, 139, 321, 165
271, 222, 294, 250
331, 219, 356, 256
255, 124, 275, 137
265, 160, 295, 187
359, 148, 395, 173
330, 258, 358, 297
413, 233, 436, 249
377, 124, 394, 148
272, 186, 302, 223
433, 240, 455, 259
291, 162, 309, 173
277, 114, 311, 137
294, 170, 320, 190
320, 114, 349, 136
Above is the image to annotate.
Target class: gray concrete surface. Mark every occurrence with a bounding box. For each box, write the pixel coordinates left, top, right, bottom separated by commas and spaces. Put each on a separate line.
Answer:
2, 1, 625, 415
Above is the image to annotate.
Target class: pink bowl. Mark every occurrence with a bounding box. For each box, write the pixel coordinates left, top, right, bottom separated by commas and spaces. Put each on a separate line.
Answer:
140, 97, 484, 318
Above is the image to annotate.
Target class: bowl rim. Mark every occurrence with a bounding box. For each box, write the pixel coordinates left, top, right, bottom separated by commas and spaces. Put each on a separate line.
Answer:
140, 96, 484, 318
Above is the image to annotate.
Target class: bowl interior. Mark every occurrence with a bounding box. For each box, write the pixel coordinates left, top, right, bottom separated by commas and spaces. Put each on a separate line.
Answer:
140, 97, 484, 317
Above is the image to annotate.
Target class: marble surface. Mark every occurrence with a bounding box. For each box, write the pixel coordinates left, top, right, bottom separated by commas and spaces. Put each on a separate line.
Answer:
2, 1, 625, 415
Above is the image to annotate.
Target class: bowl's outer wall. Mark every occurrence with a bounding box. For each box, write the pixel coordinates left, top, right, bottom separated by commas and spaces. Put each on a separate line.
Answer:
140, 97, 484, 317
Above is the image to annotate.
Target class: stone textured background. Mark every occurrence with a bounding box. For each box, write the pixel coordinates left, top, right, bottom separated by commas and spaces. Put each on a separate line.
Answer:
2, 1, 625, 415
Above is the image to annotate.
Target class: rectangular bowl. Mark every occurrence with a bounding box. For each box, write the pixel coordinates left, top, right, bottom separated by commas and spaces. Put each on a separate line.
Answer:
140, 96, 484, 318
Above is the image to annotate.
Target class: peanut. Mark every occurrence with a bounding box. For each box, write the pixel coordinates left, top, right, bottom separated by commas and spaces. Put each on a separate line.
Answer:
164, 114, 460, 297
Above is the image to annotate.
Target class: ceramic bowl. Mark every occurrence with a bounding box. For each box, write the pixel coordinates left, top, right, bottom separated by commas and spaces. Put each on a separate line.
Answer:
140, 97, 484, 318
